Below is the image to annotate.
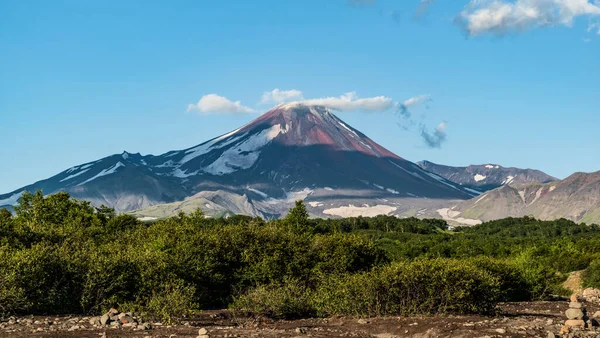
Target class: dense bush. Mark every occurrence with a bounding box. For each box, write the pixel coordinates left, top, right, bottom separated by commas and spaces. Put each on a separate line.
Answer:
1, 191, 599, 321
584, 260, 600, 289
233, 258, 503, 318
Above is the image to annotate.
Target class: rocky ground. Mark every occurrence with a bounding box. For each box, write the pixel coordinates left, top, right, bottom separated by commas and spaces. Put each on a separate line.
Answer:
1, 301, 600, 338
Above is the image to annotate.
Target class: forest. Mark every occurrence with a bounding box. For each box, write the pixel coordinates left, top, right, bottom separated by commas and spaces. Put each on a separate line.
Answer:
1, 191, 600, 322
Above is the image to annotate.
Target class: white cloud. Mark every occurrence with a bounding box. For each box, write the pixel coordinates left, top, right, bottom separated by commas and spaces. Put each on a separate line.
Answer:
403, 94, 432, 107
589, 21, 600, 34
299, 92, 395, 112
260, 89, 304, 104
458, 0, 600, 36
187, 94, 255, 114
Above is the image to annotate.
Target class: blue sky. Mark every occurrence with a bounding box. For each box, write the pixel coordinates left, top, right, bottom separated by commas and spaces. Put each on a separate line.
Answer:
1, 0, 599, 193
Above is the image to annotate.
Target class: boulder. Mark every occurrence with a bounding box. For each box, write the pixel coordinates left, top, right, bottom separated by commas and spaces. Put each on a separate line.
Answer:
594, 311, 600, 318
570, 294, 579, 302
565, 308, 584, 320
564, 319, 585, 328
119, 315, 135, 324
582, 288, 600, 297
569, 302, 583, 309
88, 317, 100, 325
100, 314, 110, 326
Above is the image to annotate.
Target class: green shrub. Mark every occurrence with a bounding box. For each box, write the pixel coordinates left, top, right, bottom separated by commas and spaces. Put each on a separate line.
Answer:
2, 191, 599, 321
511, 249, 564, 300
315, 258, 501, 317
584, 260, 600, 288
134, 279, 198, 323
231, 279, 315, 319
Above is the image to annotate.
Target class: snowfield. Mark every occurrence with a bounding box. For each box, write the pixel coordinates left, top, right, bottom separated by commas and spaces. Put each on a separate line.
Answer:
60, 168, 91, 182
323, 204, 397, 218
78, 162, 125, 186
474, 174, 486, 182
436, 208, 482, 226
204, 124, 289, 175
0, 191, 24, 206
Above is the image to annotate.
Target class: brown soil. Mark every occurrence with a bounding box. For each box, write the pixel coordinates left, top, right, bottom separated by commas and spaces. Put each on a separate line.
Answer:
1, 301, 600, 338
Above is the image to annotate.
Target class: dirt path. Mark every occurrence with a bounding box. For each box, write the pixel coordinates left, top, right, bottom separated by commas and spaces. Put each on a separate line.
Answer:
1, 301, 599, 338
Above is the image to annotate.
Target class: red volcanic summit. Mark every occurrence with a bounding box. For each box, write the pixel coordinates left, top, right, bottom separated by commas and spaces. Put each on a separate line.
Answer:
244, 103, 401, 159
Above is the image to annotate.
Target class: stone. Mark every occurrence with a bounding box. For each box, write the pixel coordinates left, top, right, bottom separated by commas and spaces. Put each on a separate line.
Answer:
198, 328, 209, 335
547, 333, 556, 338
559, 325, 570, 335
564, 319, 585, 327
569, 302, 583, 309
119, 315, 135, 324
107, 308, 119, 316
89, 317, 100, 325
100, 314, 110, 326
565, 308, 584, 320
357, 318, 368, 324
594, 311, 600, 318
140, 323, 153, 330
582, 288, 600, 297
570, 294, 579, 302
495, 328, 506, 334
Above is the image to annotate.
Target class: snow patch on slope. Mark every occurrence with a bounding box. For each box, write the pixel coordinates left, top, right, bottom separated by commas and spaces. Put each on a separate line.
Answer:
247, 188, 269, 199
437, 208, 482, 226
475, 194, 488, 204
60, 169, 91, 182
464, 187, 482, 195
474, 174, 486, 182
172, 168, 199, 178
0, 191, 24, 206
337, 121, 359, 139
180, 131, 248, 165
324, 204, 397, 218
424, 172, 466, 194
204, 124, 289, 175
78, 162, 125, 186
502, 175, 515, 185
388, 160, 424, 180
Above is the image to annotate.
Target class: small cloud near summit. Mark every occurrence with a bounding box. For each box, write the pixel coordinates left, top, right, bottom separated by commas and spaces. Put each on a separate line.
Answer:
301, 92, 395, 112
260, 89, 304, 104
187, 94, 255, 114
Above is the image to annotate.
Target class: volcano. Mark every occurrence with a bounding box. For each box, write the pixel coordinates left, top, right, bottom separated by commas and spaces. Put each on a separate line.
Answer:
0, 104, 478, 218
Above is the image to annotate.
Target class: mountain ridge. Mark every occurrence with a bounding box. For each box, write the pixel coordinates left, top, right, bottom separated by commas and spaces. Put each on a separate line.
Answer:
436, 170, 600, 225
417, 160, 558, 192
1, 104, 477, 218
